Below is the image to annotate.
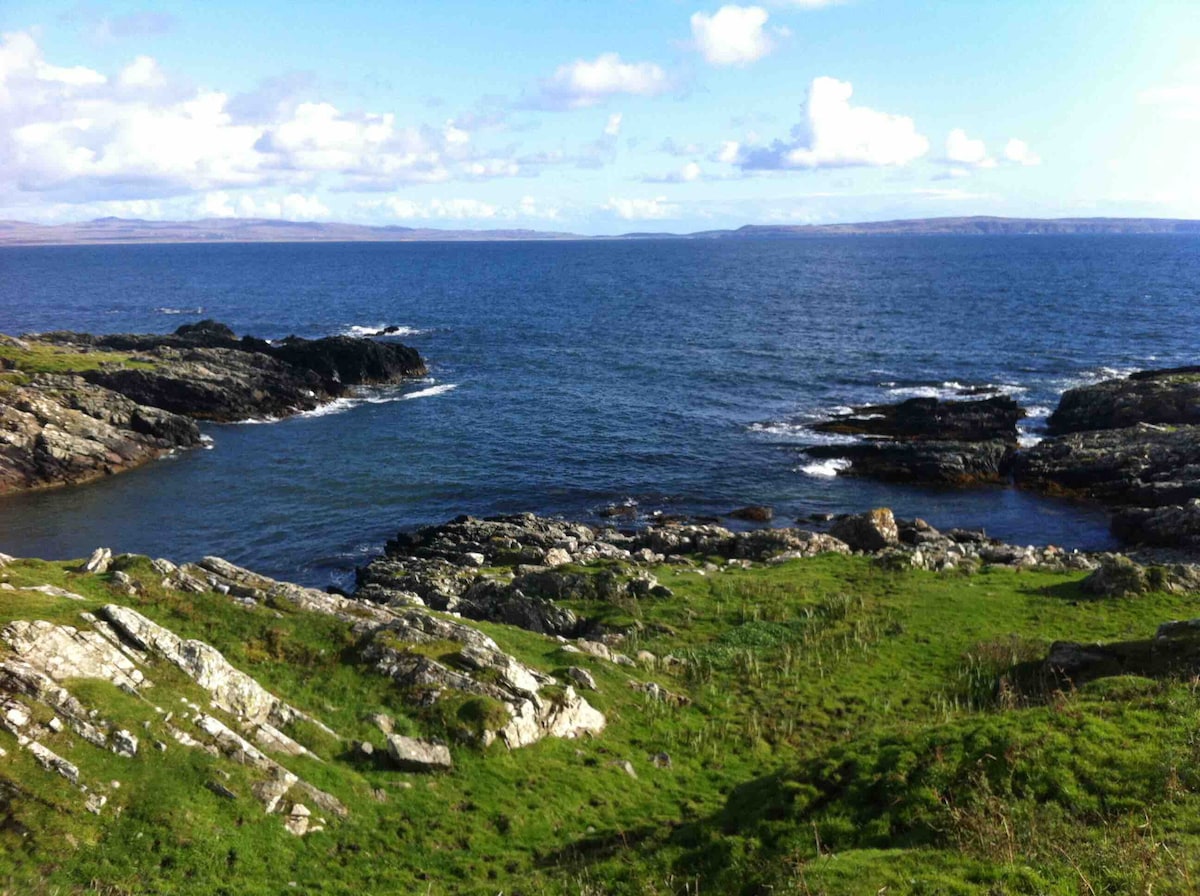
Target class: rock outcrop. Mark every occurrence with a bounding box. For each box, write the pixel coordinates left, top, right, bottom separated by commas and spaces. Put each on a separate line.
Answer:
0, 322, 425, 493
1010, 367, 1200, 548
805, 396, 1023, 486
1048, 367, 1200, 434
0, 374, 201, 491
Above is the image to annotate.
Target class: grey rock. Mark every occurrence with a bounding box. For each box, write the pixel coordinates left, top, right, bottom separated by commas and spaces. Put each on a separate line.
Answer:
385, 734, 452, 772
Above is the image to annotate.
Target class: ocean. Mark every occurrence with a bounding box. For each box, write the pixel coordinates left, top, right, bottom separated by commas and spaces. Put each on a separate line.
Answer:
2, 235, 1198, 586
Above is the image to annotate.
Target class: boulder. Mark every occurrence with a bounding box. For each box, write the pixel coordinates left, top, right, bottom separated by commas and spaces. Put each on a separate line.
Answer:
830, 509, 900, 552
813, 395, 1024, 442
385, 734, 452, 772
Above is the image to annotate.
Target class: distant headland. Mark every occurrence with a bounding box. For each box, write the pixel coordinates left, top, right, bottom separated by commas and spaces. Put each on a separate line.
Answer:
1, 215, 1199, 246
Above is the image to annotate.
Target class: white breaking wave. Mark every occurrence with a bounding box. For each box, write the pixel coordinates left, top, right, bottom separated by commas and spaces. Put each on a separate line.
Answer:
1018, 432, 1044, 448
798, 458, 851, 478
401, 383, 458, 400
340, 323, 425, 338
747, 421, 861, 446
199, 434, 216, 450
1026, 405, 1053, 419
156, 306, 204, 315
885, 380, 1028, 400
1054, 365, 1141, 392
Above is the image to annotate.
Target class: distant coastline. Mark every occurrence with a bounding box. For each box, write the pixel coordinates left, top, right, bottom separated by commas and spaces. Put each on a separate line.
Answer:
2, 215, 1199, 247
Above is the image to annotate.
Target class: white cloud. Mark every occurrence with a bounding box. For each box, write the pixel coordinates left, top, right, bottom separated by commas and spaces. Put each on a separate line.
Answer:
0, 31, 533, 207
117, 55, 166, 88
1004, 138, 1041, 166
536, 53, 670, 109
1138, 83, 1200, 121
944, 128, 994, 167
196, 190, 329, 220
772, 0, 842, 6
691, 6, 774, 67
367, 197, 499, 220
680, 161, 703, 182
739, 76, 929, 169
716, 140, 740, 163
604, 196, 677, 220
604, 113, 623, 137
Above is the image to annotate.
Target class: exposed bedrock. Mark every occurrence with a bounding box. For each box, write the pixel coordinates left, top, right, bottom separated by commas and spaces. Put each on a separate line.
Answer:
1047, 366, 1200, 434
1011, 366, 1200, 547
0, 321, 426, 492
805, 396, 1023, 486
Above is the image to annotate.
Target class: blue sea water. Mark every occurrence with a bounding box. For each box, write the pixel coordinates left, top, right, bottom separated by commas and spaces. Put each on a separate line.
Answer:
1, 235, 1198, 586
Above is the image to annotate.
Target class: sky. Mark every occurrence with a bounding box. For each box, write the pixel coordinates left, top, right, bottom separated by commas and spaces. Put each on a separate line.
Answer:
0, 1, 1198, 234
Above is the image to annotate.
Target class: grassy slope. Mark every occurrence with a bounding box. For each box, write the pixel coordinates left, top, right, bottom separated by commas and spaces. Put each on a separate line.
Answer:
1, 553, 1198, 895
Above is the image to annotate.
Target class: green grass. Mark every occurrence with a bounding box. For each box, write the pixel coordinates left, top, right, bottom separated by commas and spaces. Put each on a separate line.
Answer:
0, 341, 159, 378
2, 551, 1200, 894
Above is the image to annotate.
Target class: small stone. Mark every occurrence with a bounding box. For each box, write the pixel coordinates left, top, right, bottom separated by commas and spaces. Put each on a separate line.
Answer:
367, 712, 394, 735
112, 729, 139, 757
82, 547, 113, 574
610, 759, 638, 779
651, 751, 672, 769
85, 794, 107, 815
47, 717, 63, 733
543, 548, 573, 567
566, 666, 597, 691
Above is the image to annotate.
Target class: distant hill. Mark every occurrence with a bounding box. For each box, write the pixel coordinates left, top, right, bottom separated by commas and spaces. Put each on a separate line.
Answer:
1, 215, 1198, 246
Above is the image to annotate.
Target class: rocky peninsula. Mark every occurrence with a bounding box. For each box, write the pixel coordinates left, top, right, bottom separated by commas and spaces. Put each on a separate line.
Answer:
805, 366, 1200, 551
0, 320, 425, 493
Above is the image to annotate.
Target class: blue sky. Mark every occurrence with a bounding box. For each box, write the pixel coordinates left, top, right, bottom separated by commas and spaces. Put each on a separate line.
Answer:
1, 1, 1198, 233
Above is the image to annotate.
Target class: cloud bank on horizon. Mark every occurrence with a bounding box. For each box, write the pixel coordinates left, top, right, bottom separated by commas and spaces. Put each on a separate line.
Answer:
0, 0, 1197, 233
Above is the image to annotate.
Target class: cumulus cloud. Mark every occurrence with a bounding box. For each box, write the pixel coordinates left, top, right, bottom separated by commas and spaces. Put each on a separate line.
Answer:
644, 161, 705, 183
533, 53, 670, 109
117, 55, 166, 88
604, 196, 677, 220
604, 113, 623, 137
737, 76, 929, 170
1003, 138, 1041, 166
0, 31, 527, 210
690, 6, 774, 67
944, 128, 995, 167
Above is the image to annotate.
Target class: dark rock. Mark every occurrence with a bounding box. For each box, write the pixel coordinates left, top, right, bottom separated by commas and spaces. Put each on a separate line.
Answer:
728, 505, 773, 522
1043, 628, 1200, 688
1012, 423, 1200, 507
269, 336, 425, 392
813, 396, 1024, 442
174, 320, 236, 342
807, 439, 1015, 486
1112, 501, 1200, 548
806, 396, 1022, 487
1049, 368, 1200, 434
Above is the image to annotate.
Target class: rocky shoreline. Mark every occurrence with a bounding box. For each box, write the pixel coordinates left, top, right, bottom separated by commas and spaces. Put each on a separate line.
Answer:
0, 320, 426, 493
803, 365, 1200, 550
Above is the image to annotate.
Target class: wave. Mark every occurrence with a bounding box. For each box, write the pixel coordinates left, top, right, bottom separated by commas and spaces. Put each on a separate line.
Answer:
339, 323, 425, 338
798, 458, 851, 478
156, 306, 204, 315
747, 421, 861, 446
884, 380, 1028, 400
1053, 365, 1141, 392
199, 434, 216, 450
401, 383, 457, 400
1025, 405, 1053, 419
